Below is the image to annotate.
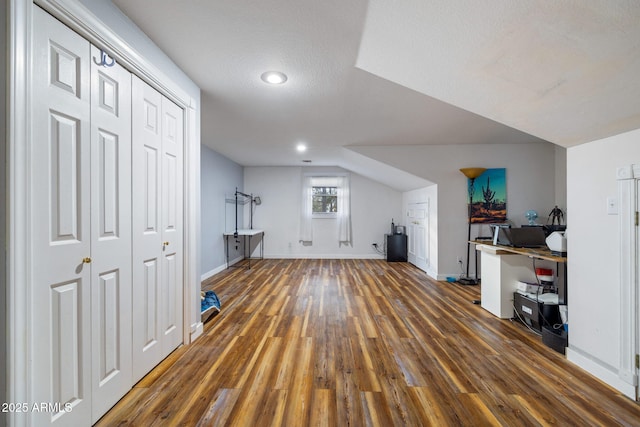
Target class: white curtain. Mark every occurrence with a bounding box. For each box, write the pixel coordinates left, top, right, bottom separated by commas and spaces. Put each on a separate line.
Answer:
299, 175, 313, 242
337, 174, 352, 245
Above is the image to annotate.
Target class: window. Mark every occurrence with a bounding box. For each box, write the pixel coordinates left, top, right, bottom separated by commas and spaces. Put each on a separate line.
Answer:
300, 174, 351, 244
312, 186, 337, 214
310, 177, 339, 218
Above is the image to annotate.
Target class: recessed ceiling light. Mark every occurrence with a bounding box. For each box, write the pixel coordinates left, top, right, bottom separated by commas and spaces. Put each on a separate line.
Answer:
261, 71, 288, 85
296, 143, 307, 153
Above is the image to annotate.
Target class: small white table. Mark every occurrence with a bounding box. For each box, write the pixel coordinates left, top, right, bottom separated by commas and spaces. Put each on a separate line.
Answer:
473, 241, 567, 319
477, 245, 534, 318
223, 229, 265, 269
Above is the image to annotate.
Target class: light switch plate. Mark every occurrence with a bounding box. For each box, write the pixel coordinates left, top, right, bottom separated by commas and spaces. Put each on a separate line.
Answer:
607, 197, 618, 215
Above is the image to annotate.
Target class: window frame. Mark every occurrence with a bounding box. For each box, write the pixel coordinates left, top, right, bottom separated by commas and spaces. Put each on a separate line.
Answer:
309, 176, 340, 219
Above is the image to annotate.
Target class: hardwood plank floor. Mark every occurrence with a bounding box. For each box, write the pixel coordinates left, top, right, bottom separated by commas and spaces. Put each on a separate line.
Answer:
97, 259, 640, 426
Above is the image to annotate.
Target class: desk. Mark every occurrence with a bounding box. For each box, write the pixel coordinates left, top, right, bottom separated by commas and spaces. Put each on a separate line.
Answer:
224, 229, 265, 269
473, 240, 567, 263
472, 241, 567, 318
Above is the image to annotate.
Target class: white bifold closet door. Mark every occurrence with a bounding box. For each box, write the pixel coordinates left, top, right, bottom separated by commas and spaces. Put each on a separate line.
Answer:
31, 6, 132, 426
132, 76, 184, 384
88, 43, 133, 422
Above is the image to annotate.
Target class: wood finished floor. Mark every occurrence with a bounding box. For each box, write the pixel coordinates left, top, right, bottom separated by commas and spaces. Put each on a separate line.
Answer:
97, 259, 640, 426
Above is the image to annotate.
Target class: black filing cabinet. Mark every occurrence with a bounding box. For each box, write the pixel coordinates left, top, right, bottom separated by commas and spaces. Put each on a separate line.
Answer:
386, 234, 407, 262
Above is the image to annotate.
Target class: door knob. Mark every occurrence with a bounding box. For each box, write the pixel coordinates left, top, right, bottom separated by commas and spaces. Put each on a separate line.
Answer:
163, 241, 169, 246
82, 257, 92, 264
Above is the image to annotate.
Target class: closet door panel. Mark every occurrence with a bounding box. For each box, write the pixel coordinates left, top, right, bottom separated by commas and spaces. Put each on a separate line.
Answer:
90, 45, 132, 422
161, 97, 184, 355
132, 77, 185, 379
31, 7, 92, 426
142, 258, 160, 348
132, 76, 164, 382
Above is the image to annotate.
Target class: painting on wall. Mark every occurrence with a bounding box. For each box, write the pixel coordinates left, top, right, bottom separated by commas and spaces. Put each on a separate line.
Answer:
467, 168, 507, 223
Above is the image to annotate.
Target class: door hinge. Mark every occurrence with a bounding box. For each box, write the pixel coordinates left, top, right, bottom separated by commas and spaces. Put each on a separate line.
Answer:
636, 211, 639, 226
636, 354, 639, 369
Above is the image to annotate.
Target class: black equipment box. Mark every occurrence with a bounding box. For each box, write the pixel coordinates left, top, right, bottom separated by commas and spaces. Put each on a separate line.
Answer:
386, 234, 407, 262
542, 326, 568, 354
513, 292, 560, 332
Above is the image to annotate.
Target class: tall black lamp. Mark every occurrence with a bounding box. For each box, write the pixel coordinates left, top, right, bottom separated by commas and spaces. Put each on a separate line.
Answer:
458, 167, 486, 285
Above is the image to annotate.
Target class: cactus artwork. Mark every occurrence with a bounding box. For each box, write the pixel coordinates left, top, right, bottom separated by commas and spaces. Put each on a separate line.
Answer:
482, 176, 496, 209
467, 168, 507, 223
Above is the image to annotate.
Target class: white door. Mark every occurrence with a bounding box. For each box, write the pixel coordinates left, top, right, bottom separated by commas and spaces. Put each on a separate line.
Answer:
160, 96, 184, 355
132, 77, 163, 382
89, 45, 132, 422
132, 76, 184, 383
407, 201, 429, 272
32, 7, 92, 425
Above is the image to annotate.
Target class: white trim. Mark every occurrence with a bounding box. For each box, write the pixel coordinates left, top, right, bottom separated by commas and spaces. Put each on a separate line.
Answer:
616, 165, 639, 396
617, 174, 637, 387
567, 347, 637, 400
228, 255, 251, 266
201, 266, 225, 282
191, 322, 204, 342
185, 104, 200, 344
435, 273, 459, 281
7, 1, 32, 425
264, 254, 385, 260
200, 256, 245, 281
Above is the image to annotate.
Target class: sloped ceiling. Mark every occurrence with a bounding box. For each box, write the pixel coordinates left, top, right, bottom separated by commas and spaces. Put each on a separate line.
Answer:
357, 0, 640, 147
113, 0, 640, 190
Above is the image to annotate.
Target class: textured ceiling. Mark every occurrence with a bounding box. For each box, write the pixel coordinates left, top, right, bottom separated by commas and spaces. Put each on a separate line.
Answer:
112, 0, 639, 189
357, 0, 640, 147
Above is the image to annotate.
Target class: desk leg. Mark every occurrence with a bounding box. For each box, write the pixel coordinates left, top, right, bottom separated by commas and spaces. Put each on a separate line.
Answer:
475, 247, 479, 282
225, 235, 229, 269
560, 262, 567, 305
248, 235, 252, 269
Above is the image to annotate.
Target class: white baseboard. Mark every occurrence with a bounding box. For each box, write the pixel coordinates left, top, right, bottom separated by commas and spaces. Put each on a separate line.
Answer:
566, 346, 637, 400
190, 321, 204, 343
264, 253, 385, 260
435, 273, 480, 282
201, 256, 245, 281
436, 273, 459, 281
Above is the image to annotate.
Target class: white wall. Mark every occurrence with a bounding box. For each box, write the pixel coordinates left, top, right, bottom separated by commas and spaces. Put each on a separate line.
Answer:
554, 145, 567, 212
350, 142, 564, 278
200, 146, 244, 279
244, 166, 402, 258
566, 127, 640, 397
